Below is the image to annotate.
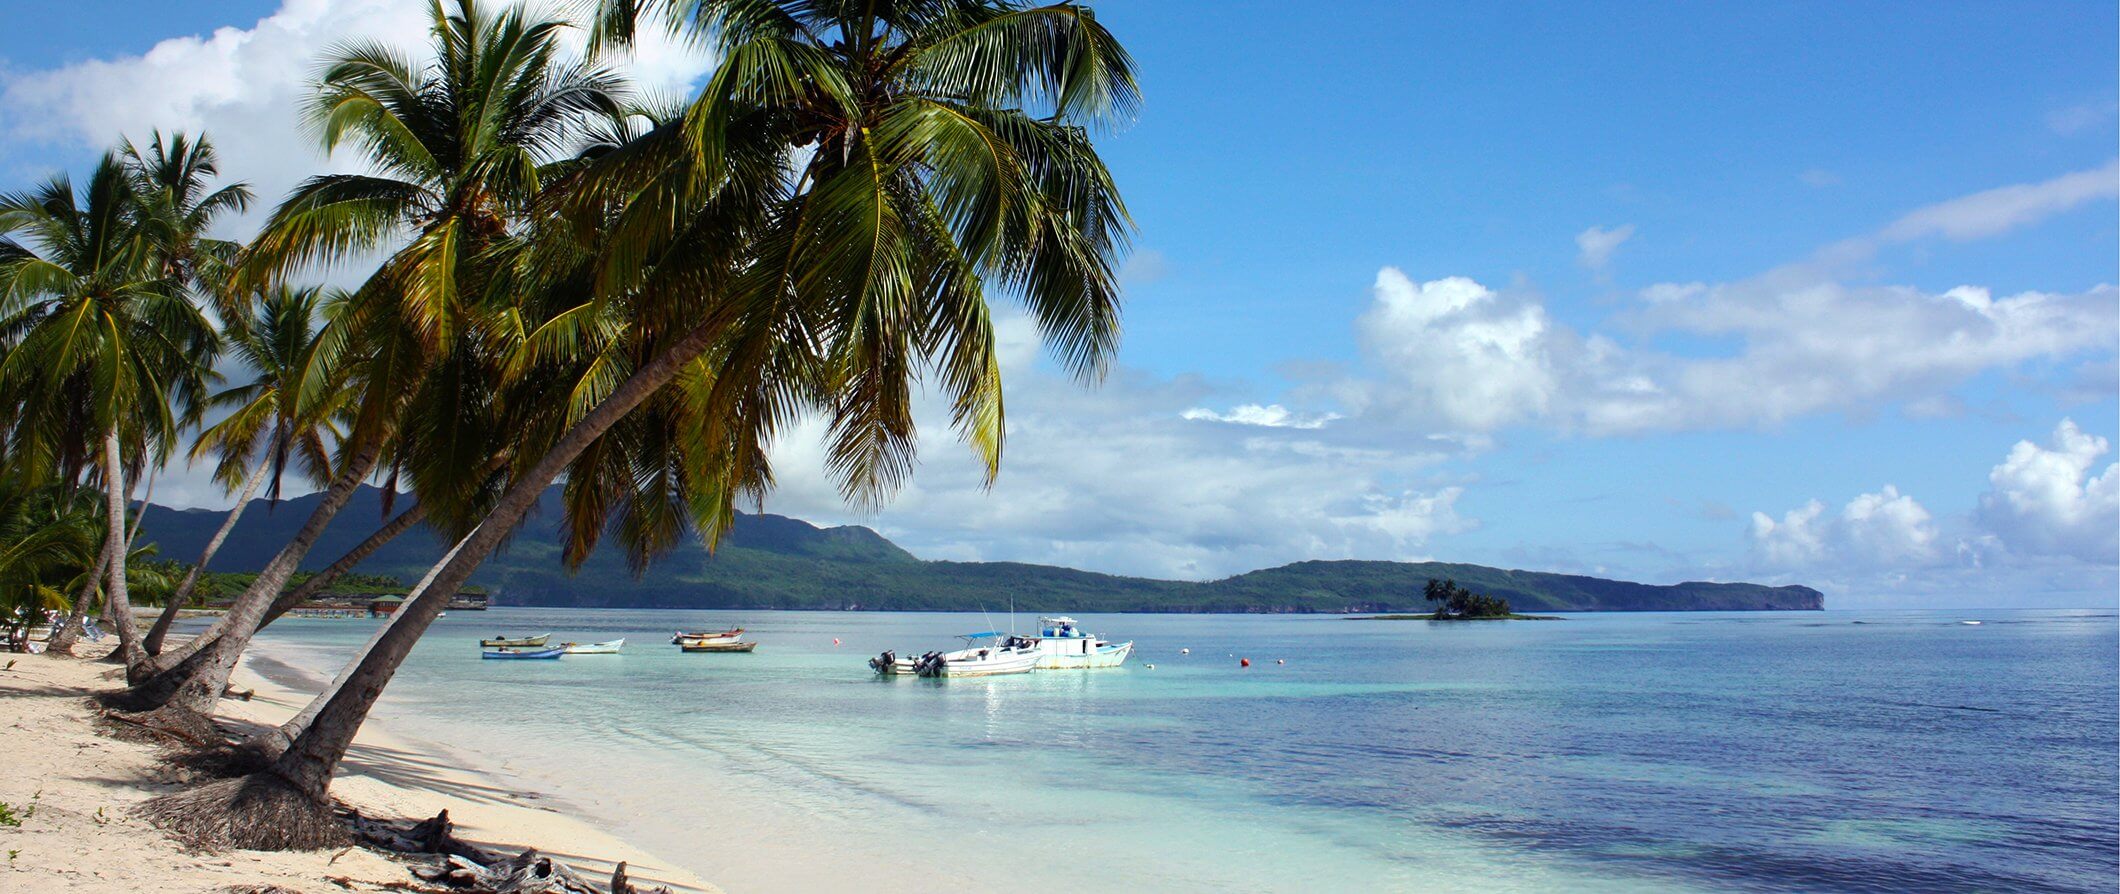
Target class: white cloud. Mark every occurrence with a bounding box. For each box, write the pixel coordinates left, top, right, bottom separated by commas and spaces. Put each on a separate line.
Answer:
1748, 487, 1939, 571
1877, 160, 2118, 243
1575, 224, 1635, 271
0, 0, 713, 242
1977, 419, 2119, 564
1180, 404, 1338, 429
1351, 270, 1556, 431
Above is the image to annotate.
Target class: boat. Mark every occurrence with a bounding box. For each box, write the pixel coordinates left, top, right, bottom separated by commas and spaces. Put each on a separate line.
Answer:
869, 649, 927, 675
561, 638, 625, 654
671, 627, 744, 645
679, 639, 757, 653
481, 646, 565, 660
915, 633, 1040, 677
1025, 616, 1133, 669
480, 633, 551, 648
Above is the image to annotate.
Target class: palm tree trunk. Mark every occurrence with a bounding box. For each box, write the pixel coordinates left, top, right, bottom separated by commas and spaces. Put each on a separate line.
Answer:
255, 520, 459, 759
260, 501, 426, 629
143, 457, 270, 657
44, 535, 114, 655
101, 431, 148, 669
128, 441, 383, 714
270, 320, 720, 799
152, 501, 428, 674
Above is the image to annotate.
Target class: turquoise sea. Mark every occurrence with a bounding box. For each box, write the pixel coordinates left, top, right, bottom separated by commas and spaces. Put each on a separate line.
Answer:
242, 608, 2117, 893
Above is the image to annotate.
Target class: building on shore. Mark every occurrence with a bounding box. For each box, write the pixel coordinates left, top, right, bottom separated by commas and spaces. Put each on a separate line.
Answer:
367, 594, 406, 617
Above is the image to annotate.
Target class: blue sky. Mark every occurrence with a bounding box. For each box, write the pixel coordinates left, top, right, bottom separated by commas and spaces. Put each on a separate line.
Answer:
1, 1, 2114, 607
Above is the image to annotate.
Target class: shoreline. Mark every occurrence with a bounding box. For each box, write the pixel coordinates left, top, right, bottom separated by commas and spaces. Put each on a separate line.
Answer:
0, 644, 718, 894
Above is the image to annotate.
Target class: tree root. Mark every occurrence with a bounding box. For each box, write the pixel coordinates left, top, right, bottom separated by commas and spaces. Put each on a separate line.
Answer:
93, 700, 222, 748
138, 773, 351, 851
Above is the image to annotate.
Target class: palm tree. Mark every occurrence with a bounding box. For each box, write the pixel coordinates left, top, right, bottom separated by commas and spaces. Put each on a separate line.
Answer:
0, 153, 220, 668
123, 131, 253, 324
140, 285, 348, 659
127, 0, 632, 718
0, 473, 103, 652
144, 0, 1137, 850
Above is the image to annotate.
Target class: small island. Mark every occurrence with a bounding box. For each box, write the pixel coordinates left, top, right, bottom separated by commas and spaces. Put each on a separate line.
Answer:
1349, 579, 1564, 621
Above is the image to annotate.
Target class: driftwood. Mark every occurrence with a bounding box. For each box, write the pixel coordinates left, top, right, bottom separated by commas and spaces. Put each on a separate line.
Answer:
609, 861, 675, 894
358, 810, 673, 894
411, 848, 604, 894
353, 808, 501, 865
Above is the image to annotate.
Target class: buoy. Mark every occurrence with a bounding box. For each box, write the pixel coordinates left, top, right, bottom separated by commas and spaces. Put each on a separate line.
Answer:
1145, 664, 1156, 670
1180, 648, 1190, 655
832, 638, 842, 645
1239, 658, 1251, 668
1276, 659, 1285, 665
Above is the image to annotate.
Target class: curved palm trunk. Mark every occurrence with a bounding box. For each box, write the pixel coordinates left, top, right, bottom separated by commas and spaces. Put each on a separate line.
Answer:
255, 521, 459, 759
101, 431, 148, 669
136, 485, 410, 681
129, 442, 382, 714
147, 498, 426, 684
270, 321, 718, 799
44, 536, 114, 655
144, 456, 270, 656
260, 502, 426, 630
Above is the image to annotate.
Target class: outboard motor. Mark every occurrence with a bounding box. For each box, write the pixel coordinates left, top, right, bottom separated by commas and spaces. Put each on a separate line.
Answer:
870, 650, 897, 673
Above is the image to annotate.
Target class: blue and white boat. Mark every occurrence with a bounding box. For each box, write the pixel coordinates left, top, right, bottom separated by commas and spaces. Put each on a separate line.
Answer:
1026, 616, 1133, 669
481, 646, 565, 660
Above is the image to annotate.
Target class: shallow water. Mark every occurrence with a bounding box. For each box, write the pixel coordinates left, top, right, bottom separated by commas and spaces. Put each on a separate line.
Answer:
247, 608, 2117, 893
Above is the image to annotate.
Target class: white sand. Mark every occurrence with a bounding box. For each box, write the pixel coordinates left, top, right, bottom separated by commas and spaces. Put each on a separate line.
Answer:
0, 645, 719, 893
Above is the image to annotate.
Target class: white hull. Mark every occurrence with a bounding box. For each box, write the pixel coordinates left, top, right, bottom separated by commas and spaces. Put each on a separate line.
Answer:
934, 652, 1039, 676
562, 638, 625, 654
1033, 640, 1133, 669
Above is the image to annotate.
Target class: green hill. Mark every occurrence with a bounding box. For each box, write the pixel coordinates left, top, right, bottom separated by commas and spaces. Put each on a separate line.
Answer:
136, 486, 1823, 613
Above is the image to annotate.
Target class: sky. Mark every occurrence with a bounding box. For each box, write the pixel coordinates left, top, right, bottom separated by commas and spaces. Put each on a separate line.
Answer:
1, 0, 2114, 607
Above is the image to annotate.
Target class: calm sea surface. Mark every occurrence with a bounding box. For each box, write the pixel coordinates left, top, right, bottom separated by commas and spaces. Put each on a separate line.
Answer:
242, 608, 2117, 893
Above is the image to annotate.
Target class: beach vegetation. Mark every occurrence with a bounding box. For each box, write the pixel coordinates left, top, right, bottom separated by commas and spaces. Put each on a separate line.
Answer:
1423, 578, 1514, 619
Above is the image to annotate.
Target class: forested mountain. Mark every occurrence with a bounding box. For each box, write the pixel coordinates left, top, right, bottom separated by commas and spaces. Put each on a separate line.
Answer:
138, 486, 1824, 613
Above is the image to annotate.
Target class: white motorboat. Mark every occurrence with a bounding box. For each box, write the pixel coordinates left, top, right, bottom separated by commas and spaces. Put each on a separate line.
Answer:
561, 638, 625, 654
916, 632, 1040, 677
1026, 616, 1133, 669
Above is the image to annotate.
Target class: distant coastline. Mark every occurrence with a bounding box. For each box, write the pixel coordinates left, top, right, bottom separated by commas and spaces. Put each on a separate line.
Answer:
140, 485, 1826, 616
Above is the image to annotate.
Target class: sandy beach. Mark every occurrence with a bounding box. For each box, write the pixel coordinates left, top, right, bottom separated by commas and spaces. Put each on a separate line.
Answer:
0, 644, 717, 894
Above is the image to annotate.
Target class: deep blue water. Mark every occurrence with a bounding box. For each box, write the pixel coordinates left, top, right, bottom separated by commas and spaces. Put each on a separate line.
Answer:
247, 608, 2119, 893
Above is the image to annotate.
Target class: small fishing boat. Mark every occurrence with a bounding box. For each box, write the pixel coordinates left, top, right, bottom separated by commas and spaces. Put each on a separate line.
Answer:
482, 646, 565, 660
1025, 616, 1133, 669
480, 633, 551, 648
679, 639, 757, 653
561, 638, 625, 654
671, 627, 744, 645
916, 633, 1040, 677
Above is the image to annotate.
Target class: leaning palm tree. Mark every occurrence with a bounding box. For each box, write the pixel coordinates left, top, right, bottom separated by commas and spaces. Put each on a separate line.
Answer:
140, 285, 349, 659
145, 0, 1137, 850
126, 0, 631, 717
0, 153, 220, 668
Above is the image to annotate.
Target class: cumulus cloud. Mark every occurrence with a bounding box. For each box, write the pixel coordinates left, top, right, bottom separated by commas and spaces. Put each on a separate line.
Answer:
1349, 271, 1557, 431
1749, 485, 1938, 570
1575, 224, 1635, 270
0, 0, 713, 239
1339, 268, 2115, 437
1976, 419, 2119, 563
